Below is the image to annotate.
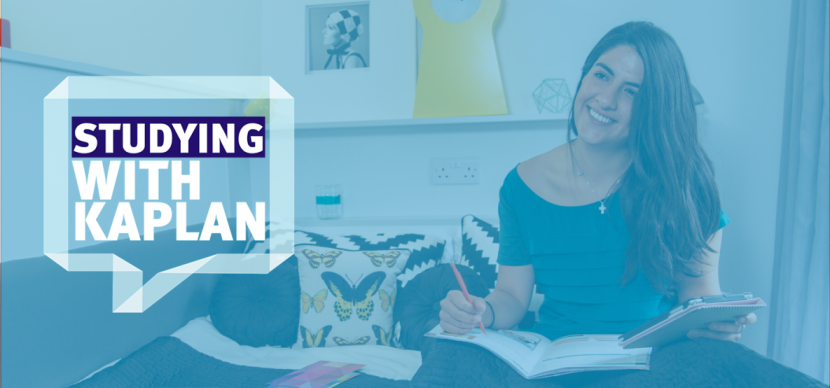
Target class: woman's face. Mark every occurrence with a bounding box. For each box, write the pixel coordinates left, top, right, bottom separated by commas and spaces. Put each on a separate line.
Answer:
322, 20, 342, 46
573, 45, 644, 148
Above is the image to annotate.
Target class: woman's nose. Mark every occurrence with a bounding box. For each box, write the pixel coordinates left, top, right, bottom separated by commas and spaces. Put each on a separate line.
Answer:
595, 88, 617, 110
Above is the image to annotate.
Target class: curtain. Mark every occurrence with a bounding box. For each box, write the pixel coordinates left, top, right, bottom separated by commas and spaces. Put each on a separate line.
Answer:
767, 0, 830, 384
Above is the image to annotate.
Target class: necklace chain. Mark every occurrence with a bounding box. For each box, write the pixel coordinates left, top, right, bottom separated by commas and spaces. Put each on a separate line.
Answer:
568, 141, 625, 215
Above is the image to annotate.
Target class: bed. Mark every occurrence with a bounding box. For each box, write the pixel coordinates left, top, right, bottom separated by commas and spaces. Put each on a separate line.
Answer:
8, 218, 820, 388
66, 221, 467, 387
3, 221, 470, 387
72, 317, 420, 387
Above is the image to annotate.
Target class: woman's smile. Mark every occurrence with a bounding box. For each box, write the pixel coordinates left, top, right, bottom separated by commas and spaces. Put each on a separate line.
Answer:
588, 106, 615, 124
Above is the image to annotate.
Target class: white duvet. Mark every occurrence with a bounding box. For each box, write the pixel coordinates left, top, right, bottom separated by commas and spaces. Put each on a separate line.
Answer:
81, 317, 422, 383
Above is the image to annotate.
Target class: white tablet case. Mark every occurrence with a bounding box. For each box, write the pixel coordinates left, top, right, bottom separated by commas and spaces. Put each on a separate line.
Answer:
620, 299, 766, 349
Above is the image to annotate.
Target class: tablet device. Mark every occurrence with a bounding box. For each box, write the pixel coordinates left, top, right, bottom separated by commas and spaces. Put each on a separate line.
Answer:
619, 293, 766, 349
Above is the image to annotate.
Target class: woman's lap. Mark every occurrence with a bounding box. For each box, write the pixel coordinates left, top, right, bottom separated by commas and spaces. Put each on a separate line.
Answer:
411, 338, 545, 388
608, 338, 824, 387
411, 337, 827, 388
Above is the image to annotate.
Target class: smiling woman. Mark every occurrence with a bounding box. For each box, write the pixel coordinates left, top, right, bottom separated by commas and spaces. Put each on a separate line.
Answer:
437, 20, 734, 341
416, 21, 827, 387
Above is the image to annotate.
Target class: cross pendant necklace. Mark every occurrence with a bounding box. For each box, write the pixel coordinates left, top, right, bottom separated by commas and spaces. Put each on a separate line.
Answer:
569, 141, 623, 215
576, 170, 609, 214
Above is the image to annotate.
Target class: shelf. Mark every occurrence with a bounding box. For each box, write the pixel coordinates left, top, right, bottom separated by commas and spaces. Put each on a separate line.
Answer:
294, 112, 569, 132
0, 47, 134, 76
295, 215, 498, 227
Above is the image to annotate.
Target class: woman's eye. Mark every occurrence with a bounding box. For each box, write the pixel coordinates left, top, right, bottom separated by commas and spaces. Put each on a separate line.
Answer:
594, 72, 608, 80
626, 89, 637, 97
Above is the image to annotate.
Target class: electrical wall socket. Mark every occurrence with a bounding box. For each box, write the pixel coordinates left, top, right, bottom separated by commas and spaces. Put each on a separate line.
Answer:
430, 157, 480, 185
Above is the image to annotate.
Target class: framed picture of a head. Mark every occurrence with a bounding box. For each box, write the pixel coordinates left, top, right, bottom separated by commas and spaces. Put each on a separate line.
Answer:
307, 2, 370, 72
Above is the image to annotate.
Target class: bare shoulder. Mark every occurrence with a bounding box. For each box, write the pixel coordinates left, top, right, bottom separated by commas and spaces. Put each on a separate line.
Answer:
516, 144, 572, 204
517, 144, 569, 183
343, 54, 365, 69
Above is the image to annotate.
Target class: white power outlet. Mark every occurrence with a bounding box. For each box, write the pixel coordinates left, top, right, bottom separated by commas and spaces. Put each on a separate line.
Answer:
430, 158, 480, 185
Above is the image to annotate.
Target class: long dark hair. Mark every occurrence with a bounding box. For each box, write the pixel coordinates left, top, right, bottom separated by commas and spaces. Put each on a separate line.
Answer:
567, 22, 722, 295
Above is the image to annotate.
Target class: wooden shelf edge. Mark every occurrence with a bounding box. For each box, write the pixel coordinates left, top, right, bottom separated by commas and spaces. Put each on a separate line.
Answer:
0, 47, 134, 76
294, 215, 498, 227
295, 112, 569, 131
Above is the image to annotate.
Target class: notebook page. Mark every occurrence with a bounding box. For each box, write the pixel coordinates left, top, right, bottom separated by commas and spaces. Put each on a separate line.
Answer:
530, 335, 651, 377
425, 326, 550, 377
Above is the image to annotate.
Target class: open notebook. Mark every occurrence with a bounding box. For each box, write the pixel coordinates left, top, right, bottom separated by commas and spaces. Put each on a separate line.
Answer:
425, 325, 650, 379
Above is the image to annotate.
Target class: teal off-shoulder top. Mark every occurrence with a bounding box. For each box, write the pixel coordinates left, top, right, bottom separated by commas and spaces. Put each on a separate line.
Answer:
497, 166, 730, 341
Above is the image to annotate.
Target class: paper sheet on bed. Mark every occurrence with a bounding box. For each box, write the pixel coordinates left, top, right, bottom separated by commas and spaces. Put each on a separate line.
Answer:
171, 317, 421, 381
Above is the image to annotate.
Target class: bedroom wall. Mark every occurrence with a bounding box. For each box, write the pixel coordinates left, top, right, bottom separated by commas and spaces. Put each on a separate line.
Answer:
1, 0, 262, 76
264, 0, 793, 355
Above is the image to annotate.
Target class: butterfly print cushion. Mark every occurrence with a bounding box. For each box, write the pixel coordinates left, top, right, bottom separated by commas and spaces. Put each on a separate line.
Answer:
295, 245, 410, 348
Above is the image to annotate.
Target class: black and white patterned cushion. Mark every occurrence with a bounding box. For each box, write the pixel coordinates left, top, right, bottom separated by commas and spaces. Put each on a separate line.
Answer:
244, 226, 448, 348
460, 215, 500, 289
460, 215, 543, 328
245, 226, 447, 289
293, 230, 446, 289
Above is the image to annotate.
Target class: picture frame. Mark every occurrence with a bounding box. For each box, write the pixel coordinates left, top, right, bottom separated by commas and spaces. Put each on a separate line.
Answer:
306, 2, 371, 73
263, 0, 415, 123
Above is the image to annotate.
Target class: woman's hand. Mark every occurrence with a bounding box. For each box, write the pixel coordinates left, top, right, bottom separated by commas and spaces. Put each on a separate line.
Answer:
439, 290, 487, 334
687, 312, 758, 342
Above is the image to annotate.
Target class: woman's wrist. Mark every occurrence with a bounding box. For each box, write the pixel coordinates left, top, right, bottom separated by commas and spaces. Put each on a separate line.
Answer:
485, 300, 496, 328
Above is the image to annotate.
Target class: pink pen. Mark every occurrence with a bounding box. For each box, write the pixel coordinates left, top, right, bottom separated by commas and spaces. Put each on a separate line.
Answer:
450, 263, 486, 334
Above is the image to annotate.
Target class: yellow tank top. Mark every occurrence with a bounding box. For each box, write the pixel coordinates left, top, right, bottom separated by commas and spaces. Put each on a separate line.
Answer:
413, 0, 508, 118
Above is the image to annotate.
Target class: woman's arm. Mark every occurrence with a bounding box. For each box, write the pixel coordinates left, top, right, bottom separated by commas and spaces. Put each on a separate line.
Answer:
438, 264, 534, 333
483, 264, 535, 329
676, 229, 758, 342
439, 170, 536, 334
675, 229, 724, 302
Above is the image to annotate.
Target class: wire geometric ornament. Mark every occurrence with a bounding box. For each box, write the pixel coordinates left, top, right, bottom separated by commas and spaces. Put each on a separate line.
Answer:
533, 78, 572, 113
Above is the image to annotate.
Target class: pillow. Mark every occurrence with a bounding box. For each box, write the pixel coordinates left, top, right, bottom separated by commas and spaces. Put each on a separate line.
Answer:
461, 215, 543, 328
295, 244, 410, 348
393, 263, 489, 350
460, 215, 501, 289
244, 226, 448, 289
242, 228, 449, 348
209, 256, 300, 348
294, 230, 447, 290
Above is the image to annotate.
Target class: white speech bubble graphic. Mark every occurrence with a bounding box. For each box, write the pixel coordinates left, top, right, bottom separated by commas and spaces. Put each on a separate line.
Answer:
44, 77, 294, 313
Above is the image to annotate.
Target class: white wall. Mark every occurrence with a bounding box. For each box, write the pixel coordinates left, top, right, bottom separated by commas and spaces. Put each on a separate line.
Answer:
681, 2, 791, 357
2, 0, 262, 76
264, 0, 793, 355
